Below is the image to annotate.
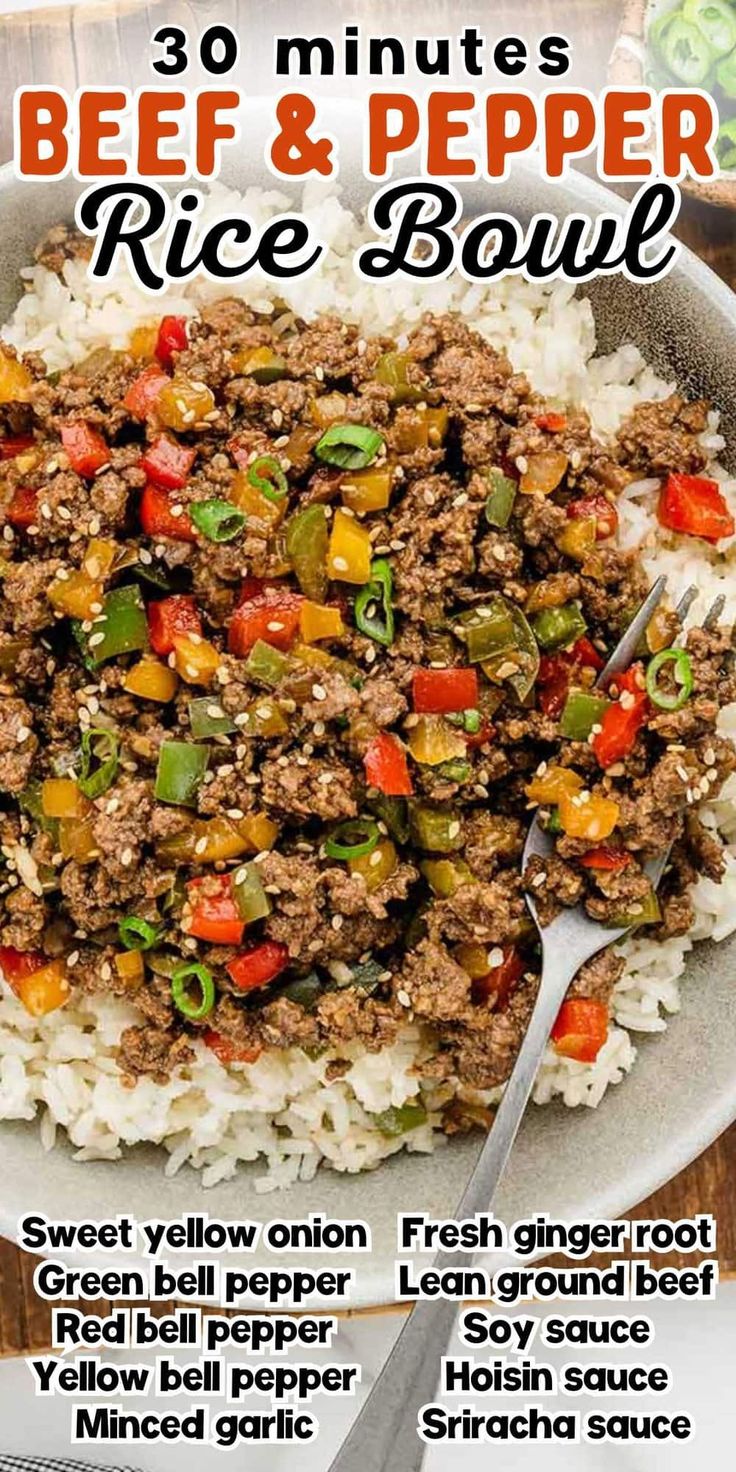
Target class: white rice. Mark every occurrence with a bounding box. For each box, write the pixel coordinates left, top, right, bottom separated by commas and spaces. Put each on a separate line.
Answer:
2, 182, 736, 1186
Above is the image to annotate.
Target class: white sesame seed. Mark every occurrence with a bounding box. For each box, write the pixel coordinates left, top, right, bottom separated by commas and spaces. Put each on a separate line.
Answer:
194, 836, 208, 854
120, 847, 133, 866
531, 872, 546, 888
15, 725, 31, 744
312, 684, 327, 702
88, 632, 105, 648
331, 914, 344, 931
332, 557, 349, 573
488, 947, 504, 969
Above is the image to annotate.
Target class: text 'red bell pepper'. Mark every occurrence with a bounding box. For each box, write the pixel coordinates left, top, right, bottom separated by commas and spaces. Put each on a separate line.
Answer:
412, 666, 479, 715
140, 483, 195, 542
566, 493, 619, 541
6, 485, 39, 530
203, 1028, 262, 1065
579, 845, 632, 872
123, 364, 170, 421
551, 997, 609, 1063
147, 595, 202, 656
471, 947, 524, 1008
155, 315, 189, 369
227, 941, 289, 992
592, 665, 649, 769
140, 434, 196, 491
228, 581, 303, 657
60, 422, 110, 478
363, 732, 414, 796
186, 876, 244, 946
658, 473, 735, 544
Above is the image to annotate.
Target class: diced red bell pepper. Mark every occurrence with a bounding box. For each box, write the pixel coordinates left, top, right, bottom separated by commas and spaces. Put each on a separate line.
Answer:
412, 666, 479, 715
580, 845, 632, 872
227, 941, 289, 993
566, 493, 619, 541
186, 876, 244, 946
471, 947, 524, 1008
551, 997, 609, 1063
658, 472, 735, 544
571, 635, 605, 673
465, 718, 496, 751
6, 485, 39, 530
593, 664, 649, 768
535, 412, 567, 433
155, 315, 189, 369
124, 364, 170, 421
0, 435, 34, 460
0, 946, 46, 984
228, 584, 303, 656
60, 421, 110, 478
203, 1028, 262, 1065
140, 434, 196, 491
363, 732, 414, 796
140, 483, 195, 542
147, 595, 202, 656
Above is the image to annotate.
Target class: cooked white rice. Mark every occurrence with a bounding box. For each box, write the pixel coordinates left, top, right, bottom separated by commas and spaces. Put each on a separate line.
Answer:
2, 182, 736, 1188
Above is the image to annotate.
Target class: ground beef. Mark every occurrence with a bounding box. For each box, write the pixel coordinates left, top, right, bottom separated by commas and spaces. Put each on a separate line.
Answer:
568, 949, 624, 1003
260, 755, 359, 821
616, 394, 709, 477
0, 697, 37, 793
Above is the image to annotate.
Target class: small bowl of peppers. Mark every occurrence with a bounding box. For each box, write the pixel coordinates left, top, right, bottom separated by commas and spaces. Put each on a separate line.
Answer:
610, 0, 736, 208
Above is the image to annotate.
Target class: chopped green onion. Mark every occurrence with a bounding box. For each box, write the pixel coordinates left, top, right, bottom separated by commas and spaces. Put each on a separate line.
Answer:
154, 740, 209, 806
530, 601, 587, 652
559, 691, 611, 742
545, 807, 564, 836
171, 961, 215, 1020
324, 818, 380, 861
315, 423, 384, 471
436, 758, 471, 783
188, 697, 237, 739
484, 469, 517, 529
233, 861, 272, 923
285, 504, 328, 603
372, 1100, 427, 1137
118, 915, 162, 952
354, 558, 394, 647
645, 648, 694, 712
73, 584, 149, 667
462, 708, 481, 735
190, 498, 246, 543
245, 639, 290, 687
78, 727, 120, 799
247, 455, 288, 502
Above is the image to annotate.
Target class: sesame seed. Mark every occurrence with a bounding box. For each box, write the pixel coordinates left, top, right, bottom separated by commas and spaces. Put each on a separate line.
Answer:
448, 821, 461, 839
397, 988, 411, 1008
453, 492, 468, 508
139, 547, 152, 565
318, 772, 334, 785
106, 797, 120, 814
120, 847, 133, 866
267, 620, 285, 633
2, 526, 14, 543
331, 914, 344, 931
531, 872, 546, 888
39, 502, 52, 520
194, 836, 208, 855
15, 725, 31, 744
488, 947, 504, 968
226, 807, 245, 820
67, 951, 80, 967
312, 684, 327, 702
88, 632, 105, 648
516, 456, 529, 474
619, 690, 635, 710
100, 962, 112, 981
332, 557, 349, 573
704, 747, 715, 766
313, 720, 326, 737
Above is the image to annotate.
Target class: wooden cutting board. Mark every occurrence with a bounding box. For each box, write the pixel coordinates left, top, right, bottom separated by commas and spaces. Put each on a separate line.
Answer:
1, 0, 736, 1356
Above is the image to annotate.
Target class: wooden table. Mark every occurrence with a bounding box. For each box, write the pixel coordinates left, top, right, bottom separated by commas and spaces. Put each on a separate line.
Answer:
1, 0, 736, 1356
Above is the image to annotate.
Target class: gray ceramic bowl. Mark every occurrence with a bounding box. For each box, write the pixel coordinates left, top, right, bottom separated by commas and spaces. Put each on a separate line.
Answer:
1, 147, 735, 1305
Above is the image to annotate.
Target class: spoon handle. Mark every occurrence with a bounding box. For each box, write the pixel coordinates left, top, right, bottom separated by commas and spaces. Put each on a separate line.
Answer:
328, 948, 576, 1472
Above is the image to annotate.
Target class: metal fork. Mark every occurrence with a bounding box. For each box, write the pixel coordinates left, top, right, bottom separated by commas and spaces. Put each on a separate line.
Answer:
329, 575, 678, 1472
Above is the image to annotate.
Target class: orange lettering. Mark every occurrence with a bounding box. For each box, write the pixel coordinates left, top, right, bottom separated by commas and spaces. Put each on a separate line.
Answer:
368, 94, 420, 177
544, 93, 596, 177
136, 91, 186, 176
18, 89, 68, 176
485, 93, 537, 178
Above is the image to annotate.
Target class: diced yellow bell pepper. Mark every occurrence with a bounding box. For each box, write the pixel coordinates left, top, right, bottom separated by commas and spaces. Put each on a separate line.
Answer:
393, 406, 448, 453
124, 656, 179, 702
41, 778, 91, 820
173, 633, 221, 685
236, 812, 279, 853
230, 470, 285, 532
114, 950, 145, 986
47, 570, 104, 621
230, 346, 286, 382
157, 812, 278, 864
455, 942, 495, 980
156, 376, 215, 432
328, 510, 372, 584
310, 392, 348, 427
407, 715, 467, 767
291, 641, 334, 670
555, 518, 597, 561
349, 837, 398, 894
525, 765, 583, 805
0, 350, 33, 404
420, 857, 475, 898
83, 537, 118, 581
241, 697, 290, 738
558, 791, 620, 842
17, 961, 69, 1017
299, 601, 345, 643
519, 451, 569, 496
128, 324, 158, 360
341, 467, 394, 515
59, 818, 99, 864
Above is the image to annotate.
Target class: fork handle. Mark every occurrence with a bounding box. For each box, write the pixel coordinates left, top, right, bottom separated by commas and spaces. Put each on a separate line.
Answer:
328, 948, 576, 1472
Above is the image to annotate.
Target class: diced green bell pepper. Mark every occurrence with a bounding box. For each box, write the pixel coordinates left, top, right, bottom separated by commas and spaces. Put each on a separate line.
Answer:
154, 740, 209, 806
73, 584, 149, 667
559, 690, 611, 741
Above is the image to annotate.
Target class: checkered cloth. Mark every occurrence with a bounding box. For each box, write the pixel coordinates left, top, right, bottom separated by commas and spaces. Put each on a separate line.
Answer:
0, 1461, 139, 1471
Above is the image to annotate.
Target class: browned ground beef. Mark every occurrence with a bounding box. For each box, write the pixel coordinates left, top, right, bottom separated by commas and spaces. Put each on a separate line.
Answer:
0, 251, 734, 1119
